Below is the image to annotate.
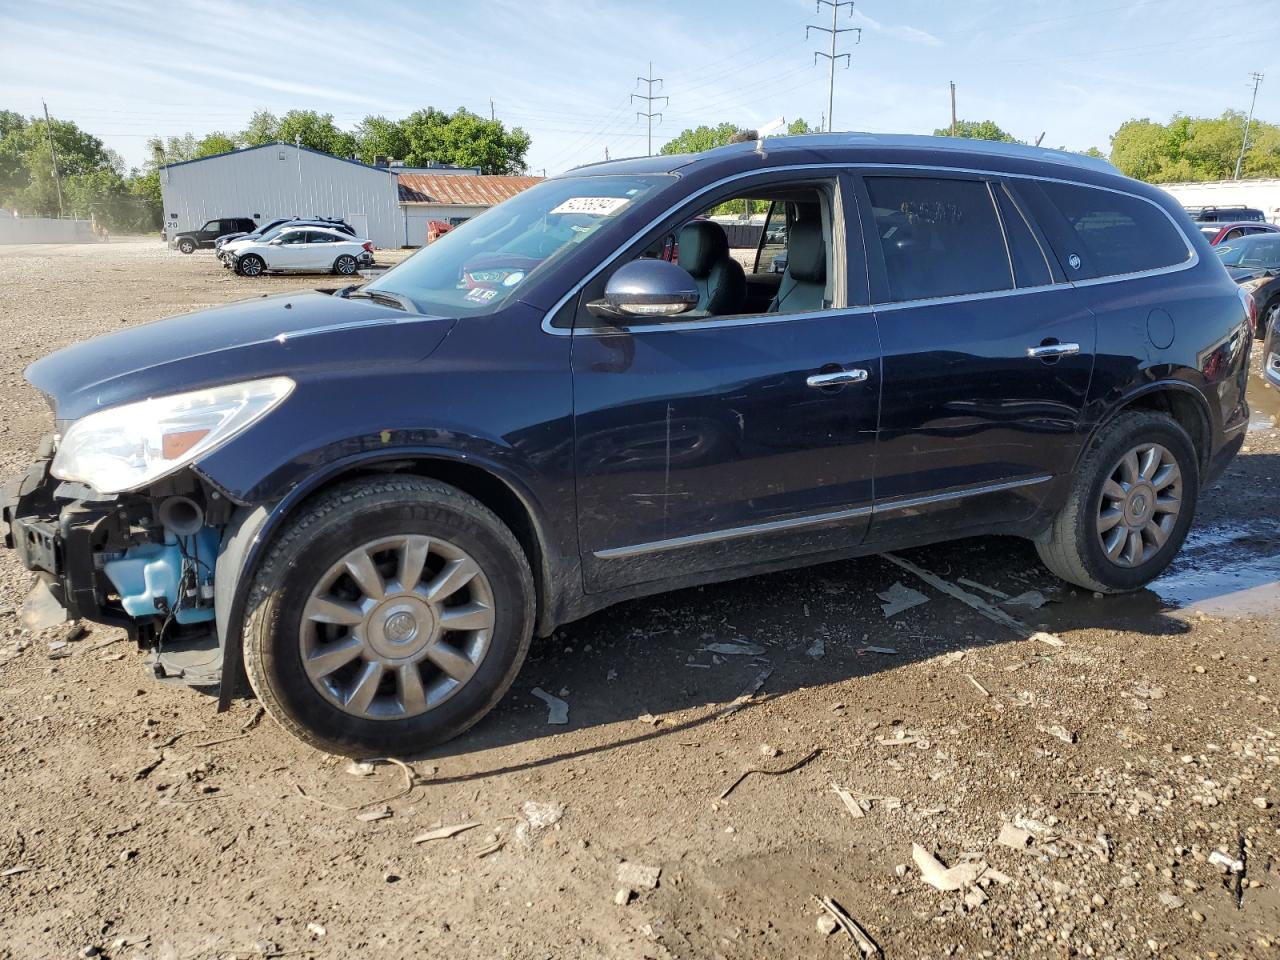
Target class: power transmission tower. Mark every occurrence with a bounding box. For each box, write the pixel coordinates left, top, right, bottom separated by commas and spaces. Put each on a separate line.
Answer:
808, 1, 860, 133
42, 100, 63, 218
633, 62, 667, 156
1234, 72, 1264, 181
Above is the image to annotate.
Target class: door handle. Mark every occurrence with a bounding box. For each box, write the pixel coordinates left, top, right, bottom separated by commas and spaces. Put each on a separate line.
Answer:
806, 368, 869, 388
1026, 342, 1081, 359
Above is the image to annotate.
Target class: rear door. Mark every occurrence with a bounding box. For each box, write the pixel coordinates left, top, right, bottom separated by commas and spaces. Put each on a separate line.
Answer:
571, 172, 882, 593
851, 170, 1096, 542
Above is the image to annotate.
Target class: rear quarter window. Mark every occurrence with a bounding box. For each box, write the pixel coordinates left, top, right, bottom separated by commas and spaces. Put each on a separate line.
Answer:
1030, 181, 1191, 279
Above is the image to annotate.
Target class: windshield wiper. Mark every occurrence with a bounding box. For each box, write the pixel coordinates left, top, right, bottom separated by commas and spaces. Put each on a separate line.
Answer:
339, 287, 420, 314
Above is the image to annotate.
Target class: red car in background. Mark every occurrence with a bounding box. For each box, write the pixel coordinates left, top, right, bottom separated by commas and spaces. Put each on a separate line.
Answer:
1198, 221, 1280, 245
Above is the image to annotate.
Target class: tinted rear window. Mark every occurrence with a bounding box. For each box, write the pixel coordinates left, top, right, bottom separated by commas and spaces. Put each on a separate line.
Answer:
1039, 182, 1190, 278
865, 176, 1013, 302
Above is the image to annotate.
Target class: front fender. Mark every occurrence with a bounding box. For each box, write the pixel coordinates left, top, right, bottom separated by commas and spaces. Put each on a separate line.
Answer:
208, 442, 573, 711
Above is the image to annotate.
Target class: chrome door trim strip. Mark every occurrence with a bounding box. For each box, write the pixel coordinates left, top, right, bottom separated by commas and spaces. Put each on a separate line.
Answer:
873, 474, 1052, 515
542, 162, 1198, 338
593, 505, 873, 560
593, 474, 1053, 560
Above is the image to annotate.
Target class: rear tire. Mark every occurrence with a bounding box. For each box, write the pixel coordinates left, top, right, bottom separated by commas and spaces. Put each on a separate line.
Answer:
237, 254, 265, 277
334, 254, 358, 275
178, 238, 196, 254
242, 477, 535, 756
1036, 411, 1199, 593
1261, 298, 1280, 340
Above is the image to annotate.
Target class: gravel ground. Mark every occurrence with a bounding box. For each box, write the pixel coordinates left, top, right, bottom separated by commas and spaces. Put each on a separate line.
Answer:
0, 237, 1277, 960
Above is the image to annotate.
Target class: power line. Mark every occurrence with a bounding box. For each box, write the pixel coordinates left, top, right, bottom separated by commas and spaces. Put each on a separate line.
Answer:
1234, 71, 1264, 181
807, 1, 860, 133
632, 62, 668, 157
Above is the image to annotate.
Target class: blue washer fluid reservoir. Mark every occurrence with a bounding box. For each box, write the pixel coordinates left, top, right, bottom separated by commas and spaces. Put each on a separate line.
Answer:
102, 527, 219, 624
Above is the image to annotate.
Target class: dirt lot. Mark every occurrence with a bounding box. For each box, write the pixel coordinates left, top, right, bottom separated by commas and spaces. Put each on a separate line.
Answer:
0, 237, 1278, 959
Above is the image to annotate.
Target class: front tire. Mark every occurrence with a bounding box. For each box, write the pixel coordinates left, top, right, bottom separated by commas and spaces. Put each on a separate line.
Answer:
178, 238, 196, 254
242, 477, 535, 756
237, 254, 265, 277
1036, 411, 1198, 593
334, 254, 358, 275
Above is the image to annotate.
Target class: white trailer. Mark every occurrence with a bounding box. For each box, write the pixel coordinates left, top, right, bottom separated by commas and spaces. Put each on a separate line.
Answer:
1156, 179, 1280, 224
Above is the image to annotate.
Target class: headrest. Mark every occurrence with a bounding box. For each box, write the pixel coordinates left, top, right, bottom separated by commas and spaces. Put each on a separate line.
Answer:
677, 220, 729, 277
787, 218, 826, 283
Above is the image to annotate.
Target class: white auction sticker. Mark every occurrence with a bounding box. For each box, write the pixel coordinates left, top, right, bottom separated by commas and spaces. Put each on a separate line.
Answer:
549, 196, 631, 216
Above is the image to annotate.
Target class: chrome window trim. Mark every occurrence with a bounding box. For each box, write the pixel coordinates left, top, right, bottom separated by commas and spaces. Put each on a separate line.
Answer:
593, 474, 1051, 560
540, 161, 1199, 339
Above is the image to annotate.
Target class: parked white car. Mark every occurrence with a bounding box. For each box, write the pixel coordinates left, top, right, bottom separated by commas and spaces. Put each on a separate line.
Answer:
222, 226, 374, 277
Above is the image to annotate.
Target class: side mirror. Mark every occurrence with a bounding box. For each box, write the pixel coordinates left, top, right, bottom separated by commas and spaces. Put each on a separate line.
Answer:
269, 238, 283, 246
587, 259, 699, 322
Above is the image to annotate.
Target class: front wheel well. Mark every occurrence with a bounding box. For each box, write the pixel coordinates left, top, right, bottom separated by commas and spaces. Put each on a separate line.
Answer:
286, 458, 552, 633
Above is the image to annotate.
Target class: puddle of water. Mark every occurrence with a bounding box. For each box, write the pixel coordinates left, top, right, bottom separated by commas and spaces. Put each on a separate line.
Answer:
1150, 554, 1280, 617
1250, 369, 1280, 432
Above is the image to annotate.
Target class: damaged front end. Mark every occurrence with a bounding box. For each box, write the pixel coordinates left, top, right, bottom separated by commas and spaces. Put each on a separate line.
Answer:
4, 375, 295, 686
5, 447, 230, 684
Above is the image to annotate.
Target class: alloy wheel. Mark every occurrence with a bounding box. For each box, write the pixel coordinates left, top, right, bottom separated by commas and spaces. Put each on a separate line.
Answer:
335, 255, 357, 275
1095, 442, 1182, 568
299, 534, 496, 720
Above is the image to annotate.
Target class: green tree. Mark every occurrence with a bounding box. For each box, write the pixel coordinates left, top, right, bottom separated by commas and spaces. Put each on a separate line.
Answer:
659, 122, 753, 155
787, 118, 820, 135
400, 108, 530, 174
1109, 111, 1280, 182
354, 115, 410, 165
275, 110, 357, 157
241, 110, 280, 146
933, 119, 1020, 143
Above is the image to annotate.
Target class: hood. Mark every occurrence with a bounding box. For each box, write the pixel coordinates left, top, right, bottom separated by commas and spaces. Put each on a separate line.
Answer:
1226, 265, 1275, 284
27, 291, 456, 421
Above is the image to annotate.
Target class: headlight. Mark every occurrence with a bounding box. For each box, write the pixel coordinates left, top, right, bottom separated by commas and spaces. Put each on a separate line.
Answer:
51, 377, 294, 494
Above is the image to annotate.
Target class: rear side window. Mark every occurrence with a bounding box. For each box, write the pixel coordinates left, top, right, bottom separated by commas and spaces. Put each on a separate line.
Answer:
865, 176, 1013, 302
994, 187, 1054, 287
1036, 182, 1190, 278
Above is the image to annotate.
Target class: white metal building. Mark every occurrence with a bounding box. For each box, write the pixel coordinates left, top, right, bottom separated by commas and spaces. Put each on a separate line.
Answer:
1157, 179, 1280, 224
160, 142, 403, 248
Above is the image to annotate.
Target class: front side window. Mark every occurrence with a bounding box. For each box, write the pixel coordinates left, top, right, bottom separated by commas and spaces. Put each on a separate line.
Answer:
1037, 181, 1190, 278
201, 220, 219, 232
367, 175, 673, 315
866, 176, 1013, 303
279, 231, 307, 245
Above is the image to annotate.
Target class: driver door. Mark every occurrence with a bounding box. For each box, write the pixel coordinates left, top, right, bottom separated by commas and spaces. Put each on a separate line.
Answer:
570, 173, 883, 593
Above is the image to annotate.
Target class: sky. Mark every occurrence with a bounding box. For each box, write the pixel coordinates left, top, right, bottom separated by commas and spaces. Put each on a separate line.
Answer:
2, 0, 1277, 176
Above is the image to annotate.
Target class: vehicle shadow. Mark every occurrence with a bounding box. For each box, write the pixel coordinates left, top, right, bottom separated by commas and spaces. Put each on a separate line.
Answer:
415, 530, 1216, 776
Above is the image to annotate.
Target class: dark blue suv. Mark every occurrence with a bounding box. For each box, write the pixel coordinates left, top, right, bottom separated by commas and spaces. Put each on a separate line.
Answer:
2, 134, 1252, 755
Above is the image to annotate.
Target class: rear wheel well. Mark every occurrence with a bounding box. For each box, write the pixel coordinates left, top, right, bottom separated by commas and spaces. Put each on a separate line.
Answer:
1115, 389, 1209, 474
288, 458, 550, 631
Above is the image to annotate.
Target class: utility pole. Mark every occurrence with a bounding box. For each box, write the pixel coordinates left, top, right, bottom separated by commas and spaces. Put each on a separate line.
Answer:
490, 98, 496, 122
808, 1, 860, 133
1234, 72, 1264, 181
949, 81, 957, 137
41, 100, 63, 218
605, 146, 610, 161
632, 62, 667, 156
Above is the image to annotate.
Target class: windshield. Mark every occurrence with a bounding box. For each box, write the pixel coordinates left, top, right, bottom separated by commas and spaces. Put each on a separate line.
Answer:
366, 175, 673, 315
1216, 235, 1280, 269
